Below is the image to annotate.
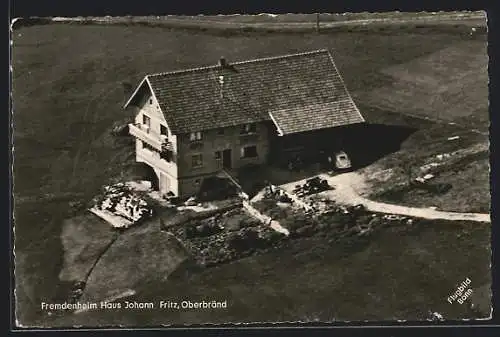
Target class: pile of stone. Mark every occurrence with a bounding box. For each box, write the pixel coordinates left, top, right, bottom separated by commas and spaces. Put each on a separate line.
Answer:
184, 215, 225, 239
92, 183, 153, 228
290, 204, 416, 239
410, 178, 452, 195
277, 192, 294, 204
68, 281, 86, 303
171, 209, 285, 267
293, 176, 332, 197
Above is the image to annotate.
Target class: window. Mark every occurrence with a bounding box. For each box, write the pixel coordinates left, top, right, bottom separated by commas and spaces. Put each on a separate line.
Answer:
189, 131, 202, 141
149, 98, 153, 104
192, 154, 203, 168
214, 151, 222, 160
241, 145, 258, 158
160, 125, 168, 136
241, 123, 257, 134
142, 114, 151, 129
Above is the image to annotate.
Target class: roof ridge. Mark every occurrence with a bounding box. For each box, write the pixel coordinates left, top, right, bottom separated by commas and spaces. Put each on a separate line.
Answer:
146, 48, 330, 78
270, 98, 354, 112
147, 64, 218, 78
231, 48, 330, 66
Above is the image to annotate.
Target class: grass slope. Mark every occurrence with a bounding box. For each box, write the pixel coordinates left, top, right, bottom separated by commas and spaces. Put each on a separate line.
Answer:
361, 40, 488, 125
51, 220, 491, 326
59, 213, 118, 283
80, 221, 191, 303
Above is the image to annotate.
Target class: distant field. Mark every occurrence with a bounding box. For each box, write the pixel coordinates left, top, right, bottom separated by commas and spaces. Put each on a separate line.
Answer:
21, 13, 487, 33
12, 22, 489, 326
111, 12, 484, 24
360, 40, 488, 125
168, 12, 485, 22
42, 12, 486, 31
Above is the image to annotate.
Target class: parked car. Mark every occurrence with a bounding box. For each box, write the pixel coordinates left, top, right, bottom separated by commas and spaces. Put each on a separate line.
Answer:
334, 151, 352, 170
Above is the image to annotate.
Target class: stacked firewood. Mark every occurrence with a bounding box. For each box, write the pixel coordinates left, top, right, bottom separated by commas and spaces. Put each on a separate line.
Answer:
94, 183, 153, 225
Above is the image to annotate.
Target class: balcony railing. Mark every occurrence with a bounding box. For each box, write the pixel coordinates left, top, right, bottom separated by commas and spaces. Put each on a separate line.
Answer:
129, 123, 173, 152
137, 148, 176, 177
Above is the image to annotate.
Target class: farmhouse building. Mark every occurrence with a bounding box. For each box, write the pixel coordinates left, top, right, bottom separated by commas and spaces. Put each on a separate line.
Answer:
125, 49, 365, 198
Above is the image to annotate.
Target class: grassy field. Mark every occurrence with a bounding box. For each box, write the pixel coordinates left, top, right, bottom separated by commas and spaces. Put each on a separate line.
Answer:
360, 40, 488, 126
49, 219, 491, 326
358, 105, 490, 213
12, 22, 490, 326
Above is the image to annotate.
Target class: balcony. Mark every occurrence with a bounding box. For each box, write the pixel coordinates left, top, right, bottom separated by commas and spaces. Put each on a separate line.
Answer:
129, 123, 170, 151
137, 147, 176, 177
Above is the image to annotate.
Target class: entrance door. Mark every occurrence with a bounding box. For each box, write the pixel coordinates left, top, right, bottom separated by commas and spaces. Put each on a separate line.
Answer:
146, 165, 159, 190
222, 149, 232, 169
159, 172, 170, 194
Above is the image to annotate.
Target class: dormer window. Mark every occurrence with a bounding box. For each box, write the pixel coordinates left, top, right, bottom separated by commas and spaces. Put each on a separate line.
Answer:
241, 123, 256, 134
189, 131, 202, 142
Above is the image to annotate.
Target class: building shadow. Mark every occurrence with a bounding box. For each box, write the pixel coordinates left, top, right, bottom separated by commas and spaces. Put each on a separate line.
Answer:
133, 162, 159, 190
238, 122, 417, 198
269, 122, 418, 170
341, 122, 418, 169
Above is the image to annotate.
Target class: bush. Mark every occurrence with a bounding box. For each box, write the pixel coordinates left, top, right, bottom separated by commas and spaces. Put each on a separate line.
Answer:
254, 199, 279, 214
110, 123, 130, 137
226, 228, 260, 252
285, 213, 312, 232
184, 224, 197, 239
258, 229, 285, 245
294, 225, 316, 237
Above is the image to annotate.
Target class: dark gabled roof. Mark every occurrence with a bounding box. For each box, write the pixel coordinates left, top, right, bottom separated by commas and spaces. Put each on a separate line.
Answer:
269, 100, 364, 135
124, 49, 364, 135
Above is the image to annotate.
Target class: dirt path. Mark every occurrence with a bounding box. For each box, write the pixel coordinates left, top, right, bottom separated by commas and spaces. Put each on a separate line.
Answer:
281, 172, 490, 223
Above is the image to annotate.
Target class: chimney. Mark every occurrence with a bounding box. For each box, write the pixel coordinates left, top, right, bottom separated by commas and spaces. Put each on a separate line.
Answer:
218, 56, 227, 68
218, 75, 224, 99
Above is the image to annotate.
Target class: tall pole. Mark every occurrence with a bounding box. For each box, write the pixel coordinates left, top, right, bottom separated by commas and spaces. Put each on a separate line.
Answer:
316, 13, 320, 33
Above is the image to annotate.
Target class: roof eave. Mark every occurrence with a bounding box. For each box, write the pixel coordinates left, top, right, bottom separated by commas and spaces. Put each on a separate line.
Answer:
123, 76, 148, 109
268, 112, 285, 136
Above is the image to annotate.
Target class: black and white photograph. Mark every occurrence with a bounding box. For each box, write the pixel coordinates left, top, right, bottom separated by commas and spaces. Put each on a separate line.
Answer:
11, 11, 492, 328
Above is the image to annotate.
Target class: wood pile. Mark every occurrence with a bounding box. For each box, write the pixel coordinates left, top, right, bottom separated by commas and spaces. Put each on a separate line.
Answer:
92, 183, 153, 228
293, 176, 332, 197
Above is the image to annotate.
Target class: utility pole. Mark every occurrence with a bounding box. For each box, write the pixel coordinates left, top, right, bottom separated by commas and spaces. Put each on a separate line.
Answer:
316, 13, 320, 33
